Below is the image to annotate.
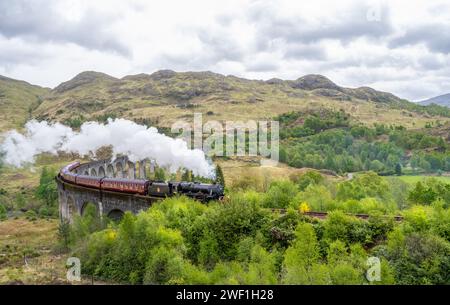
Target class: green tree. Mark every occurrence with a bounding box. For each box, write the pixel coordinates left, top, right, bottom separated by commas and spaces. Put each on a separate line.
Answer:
330, 264, 362, 284
369, 160, 384, 172
291, 185, 334, 211
385, 229, 450, 284
198, 229, 220, 269
71, 203, 103, 240
244, 244, 278, 284
36, 167, 58, 208
282, 223, 322, 284
57, 219, 71, 250
154, 167, 166, 181
144, 246, 185, 284
295, 171, 324, 191
215, 164, 225, 188
395, 163, 402, 176
408, 179, 450, 206
263, 180, 298, 208
336, 172, 391, 201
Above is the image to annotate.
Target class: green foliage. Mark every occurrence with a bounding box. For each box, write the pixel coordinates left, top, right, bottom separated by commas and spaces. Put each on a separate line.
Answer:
329, 263, 362, 284
71, 203, 104, 241
57, 219, 71, 250
0, 203, 7, 221
35, 166, 58, 216
14, 193, 26, 210
408, 178, 450, 206
72, 195, 272, 284
244, 244, 278, 284
291, 184, 335, 211
38, 205, 51, 217
143, 246, 185, 284
189, 193, 269, 262
282, 127, 406, 173
63, 115, 85, 129
336, 172, 392, 202
24, 210, 37, 221
389, 130, 446, 150
320, 210, 393, 248
282, 223, 322, 284
215, 164, 225, 188
279, 111, 450, 174
197, 229, 220, 269
387, 177, 411, 210
276, 109, 350, 139
385, 228, 450, 284
154, 167, 166, 181
65, 175, 450, 285
263, 180, 298, 208
260, 208, 301, 249
294, 171, 324, 191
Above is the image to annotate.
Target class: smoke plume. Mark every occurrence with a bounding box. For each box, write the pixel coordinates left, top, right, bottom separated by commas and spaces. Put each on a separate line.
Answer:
0, 119, 214, 177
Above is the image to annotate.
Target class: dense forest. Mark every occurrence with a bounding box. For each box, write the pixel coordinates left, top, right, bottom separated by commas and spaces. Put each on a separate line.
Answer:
277, 110, 450, 174
56, 171, 450, 285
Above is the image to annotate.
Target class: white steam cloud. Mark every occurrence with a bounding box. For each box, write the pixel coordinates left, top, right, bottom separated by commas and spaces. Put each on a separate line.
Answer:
0, 119, 214, 177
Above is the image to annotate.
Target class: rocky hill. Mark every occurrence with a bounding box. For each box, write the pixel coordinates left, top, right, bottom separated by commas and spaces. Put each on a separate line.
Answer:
1, 70, 449, 131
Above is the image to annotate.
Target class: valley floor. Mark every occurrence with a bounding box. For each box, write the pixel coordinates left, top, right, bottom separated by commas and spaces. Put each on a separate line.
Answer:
0, 218, 106, 284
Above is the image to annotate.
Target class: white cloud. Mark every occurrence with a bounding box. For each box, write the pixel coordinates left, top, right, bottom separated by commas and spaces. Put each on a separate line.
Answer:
0, 0, 449, 101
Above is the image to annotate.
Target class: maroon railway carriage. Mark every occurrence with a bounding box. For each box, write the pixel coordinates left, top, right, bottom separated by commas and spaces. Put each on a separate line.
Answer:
60, 162, 80, 184
76, 175, 102, 189
58, 161, 224, 201
102, 178, 148, 195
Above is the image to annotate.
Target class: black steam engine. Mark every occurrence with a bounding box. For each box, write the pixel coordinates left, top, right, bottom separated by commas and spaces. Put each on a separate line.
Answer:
59, 162, 224, 202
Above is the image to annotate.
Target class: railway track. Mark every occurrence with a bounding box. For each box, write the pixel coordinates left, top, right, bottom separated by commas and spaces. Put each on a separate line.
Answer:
270, 208, 403, 221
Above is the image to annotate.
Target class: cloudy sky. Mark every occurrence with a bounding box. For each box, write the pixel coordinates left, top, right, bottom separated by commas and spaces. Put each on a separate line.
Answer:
0, 0, 449, 101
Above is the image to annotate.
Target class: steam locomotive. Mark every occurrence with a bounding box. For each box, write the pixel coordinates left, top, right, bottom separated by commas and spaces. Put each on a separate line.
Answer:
59, 162, 224, 202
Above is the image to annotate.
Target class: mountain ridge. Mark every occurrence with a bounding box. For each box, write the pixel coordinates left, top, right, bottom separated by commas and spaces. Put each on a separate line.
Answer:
1, 70, 450, 132
51, 70, 406, 103
419, 93, 450, 108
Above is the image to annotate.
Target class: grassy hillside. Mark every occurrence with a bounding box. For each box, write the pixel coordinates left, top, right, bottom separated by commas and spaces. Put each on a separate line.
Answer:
0, 76, 49, 132
33, 70, 450, 129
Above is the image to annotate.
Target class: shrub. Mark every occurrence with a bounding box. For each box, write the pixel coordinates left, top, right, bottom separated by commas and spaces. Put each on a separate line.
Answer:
0, 203, 7, 221
292, 171, 324, 191
263, 180, 298, 208
25, 210, 37, 221
38, 205, 50, 217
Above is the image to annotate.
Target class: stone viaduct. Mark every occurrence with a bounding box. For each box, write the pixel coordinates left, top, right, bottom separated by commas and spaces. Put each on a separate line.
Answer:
57, 157, 161, 222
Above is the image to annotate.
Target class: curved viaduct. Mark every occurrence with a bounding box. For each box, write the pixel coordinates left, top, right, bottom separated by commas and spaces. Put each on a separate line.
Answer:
57, 157, 159, 222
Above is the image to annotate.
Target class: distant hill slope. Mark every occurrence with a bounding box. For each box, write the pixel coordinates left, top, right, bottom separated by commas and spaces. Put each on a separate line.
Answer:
419, 93, 450, 108
30, 70, 450, 129
0, 75, 50, 132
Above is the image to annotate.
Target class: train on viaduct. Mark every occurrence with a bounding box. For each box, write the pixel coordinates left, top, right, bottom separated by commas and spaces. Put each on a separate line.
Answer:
56, 156, 224, 222
56, 157, 403, 223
